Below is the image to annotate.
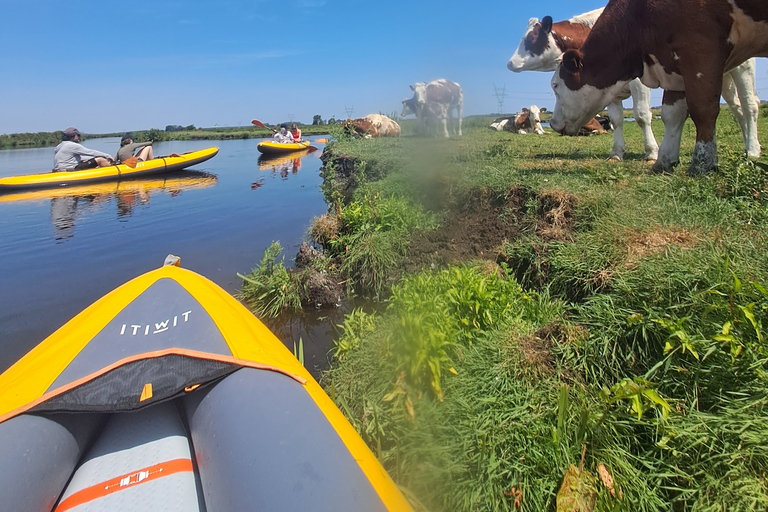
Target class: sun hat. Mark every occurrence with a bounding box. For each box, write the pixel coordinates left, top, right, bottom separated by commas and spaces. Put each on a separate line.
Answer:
62, 127, 82, 140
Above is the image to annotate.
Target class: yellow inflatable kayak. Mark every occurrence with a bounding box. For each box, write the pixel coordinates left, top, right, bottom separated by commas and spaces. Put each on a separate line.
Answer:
257, 139, 312, 155
0, 147, 219, 192
0, 172, 217, 203
0, 256, 414, 512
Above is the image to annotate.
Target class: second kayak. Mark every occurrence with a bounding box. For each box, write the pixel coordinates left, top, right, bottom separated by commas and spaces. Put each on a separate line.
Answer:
257, 140, 312, 154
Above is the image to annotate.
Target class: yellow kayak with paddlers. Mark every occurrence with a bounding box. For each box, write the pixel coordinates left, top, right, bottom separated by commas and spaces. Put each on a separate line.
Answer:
256, 139, 313, 155
0, 147, 219, 192
0, 256, 414, 512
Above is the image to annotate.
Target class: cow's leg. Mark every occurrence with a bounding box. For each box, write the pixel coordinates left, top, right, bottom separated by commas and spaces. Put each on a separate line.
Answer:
606, 99, 626, 162
727, 60, 761, 159
629, 79, 659, 163
456, 99, 463, 137
685, 80, 722, 176
653, 90, 688, 174
440, 106, 450, 138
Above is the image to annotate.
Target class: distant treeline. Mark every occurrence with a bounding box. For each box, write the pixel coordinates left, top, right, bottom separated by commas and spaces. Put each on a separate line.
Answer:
0, 131, 67, 150
0, 123, 332, 150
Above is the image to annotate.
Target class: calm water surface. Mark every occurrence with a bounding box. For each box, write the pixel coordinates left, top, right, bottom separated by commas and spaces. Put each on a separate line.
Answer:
0, 137, 338, 376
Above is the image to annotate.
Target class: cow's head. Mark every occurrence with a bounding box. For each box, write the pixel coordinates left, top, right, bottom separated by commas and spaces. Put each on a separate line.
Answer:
549, 50, 629, 136
508, 16, 560, 72
401, 97, 419, 117
402, 82, 428, 117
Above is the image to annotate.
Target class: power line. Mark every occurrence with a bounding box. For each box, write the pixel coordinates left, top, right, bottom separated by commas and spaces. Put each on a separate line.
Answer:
344, 105, 355, 118
492, 84, 508, 114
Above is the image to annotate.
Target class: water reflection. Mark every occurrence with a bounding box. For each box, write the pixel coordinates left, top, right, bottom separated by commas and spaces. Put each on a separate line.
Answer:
1, 171, 218, 240
257, 149, 315, 179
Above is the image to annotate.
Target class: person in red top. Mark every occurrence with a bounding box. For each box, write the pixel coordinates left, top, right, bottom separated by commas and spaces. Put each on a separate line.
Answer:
290, 123, 302, 142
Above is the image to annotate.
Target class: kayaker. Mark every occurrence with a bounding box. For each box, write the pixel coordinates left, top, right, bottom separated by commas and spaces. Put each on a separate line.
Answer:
116, 133, 154, 163
53, 127, 115, 172
273, 125, 294, 144
290, 123, 302, 142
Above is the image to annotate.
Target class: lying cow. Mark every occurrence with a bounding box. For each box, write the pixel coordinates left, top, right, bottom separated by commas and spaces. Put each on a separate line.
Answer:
343, 114, 401, 138
490, 106, 546, 134
401, 79, 463, 138
549, 0, 767, 175
509, 9, 760, 166
578, 116, 610, 136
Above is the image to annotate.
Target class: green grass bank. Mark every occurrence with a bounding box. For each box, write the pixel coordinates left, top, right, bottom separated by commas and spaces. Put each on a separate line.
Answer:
241, 108, 768, 511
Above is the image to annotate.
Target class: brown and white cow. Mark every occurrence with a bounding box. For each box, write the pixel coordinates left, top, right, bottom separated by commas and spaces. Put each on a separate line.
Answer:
490, 106, 546, 134
401, 79, 463, 137
508, 9, 761, 166
343, 114, 401, 138
507, 9, 658, 162
549, 0, 767, 175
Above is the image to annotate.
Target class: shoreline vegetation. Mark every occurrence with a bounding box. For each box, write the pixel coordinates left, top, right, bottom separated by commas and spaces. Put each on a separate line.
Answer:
241, 107, 768, 511
0, 123, 334, 150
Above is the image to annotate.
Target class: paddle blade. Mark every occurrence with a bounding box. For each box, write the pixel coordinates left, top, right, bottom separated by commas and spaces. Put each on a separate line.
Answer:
251, 119, 268, 129
307, 145, 319, 153
123, 157, 139, 168
314, 138, 329, 144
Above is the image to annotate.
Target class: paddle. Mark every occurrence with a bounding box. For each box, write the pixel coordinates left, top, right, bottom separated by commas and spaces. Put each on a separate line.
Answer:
251, 119, 275, 132
252, 119, 320, 152
122, 157, 139, 168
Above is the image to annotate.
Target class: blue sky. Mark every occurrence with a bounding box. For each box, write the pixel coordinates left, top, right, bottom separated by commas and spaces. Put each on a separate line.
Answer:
1, 0, 766, 134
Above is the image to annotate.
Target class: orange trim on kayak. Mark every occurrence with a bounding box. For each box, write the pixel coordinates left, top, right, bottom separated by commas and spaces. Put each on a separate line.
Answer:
0, 348, 307, 424
54, 458, 194, 512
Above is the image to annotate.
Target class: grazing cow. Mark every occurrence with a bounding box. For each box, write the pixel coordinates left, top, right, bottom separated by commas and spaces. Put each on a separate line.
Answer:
508, 9, 761, 166
343, 114, 401, 138
490, 106, 546, 134
549, 0, 767, 175
401, 79, 463, 137
507, 9, 657, 162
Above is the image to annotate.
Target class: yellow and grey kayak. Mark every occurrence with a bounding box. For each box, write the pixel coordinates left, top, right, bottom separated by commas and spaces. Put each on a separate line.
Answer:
0, 257, 413, 512
256, 140, 311, 154
0, 147, 219, 192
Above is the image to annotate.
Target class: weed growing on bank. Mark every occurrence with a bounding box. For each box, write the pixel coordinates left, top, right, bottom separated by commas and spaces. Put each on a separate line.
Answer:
322, 108, 768, 510
237, 241, 302, 317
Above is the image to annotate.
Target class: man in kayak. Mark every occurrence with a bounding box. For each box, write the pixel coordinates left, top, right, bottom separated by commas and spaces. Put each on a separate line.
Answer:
290, 123, 302, 142
53, 127, 115, 172
273, 125, 294, 143
116, 133, 154, 163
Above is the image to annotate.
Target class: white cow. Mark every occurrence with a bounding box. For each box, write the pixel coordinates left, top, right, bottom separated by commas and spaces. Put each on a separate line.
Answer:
401, 79, 463, 137
508, 9, 761, 165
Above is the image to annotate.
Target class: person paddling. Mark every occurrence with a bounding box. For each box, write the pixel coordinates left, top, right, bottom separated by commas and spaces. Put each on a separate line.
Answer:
290, 123, 302, 142
273, 124, 294, 144
53, 127, 115, 172
116, 133, 154, 164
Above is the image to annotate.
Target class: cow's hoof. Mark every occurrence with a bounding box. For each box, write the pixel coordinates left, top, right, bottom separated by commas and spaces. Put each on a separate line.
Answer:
607, 155, 622, 163
651, 160, 676, 175
644, 158, 657, 166
685, 164, 714, 177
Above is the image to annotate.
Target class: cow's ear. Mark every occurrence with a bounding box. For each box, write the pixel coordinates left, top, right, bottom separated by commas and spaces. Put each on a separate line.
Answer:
410, 84, 416, 91
541, 16, 553, 33
540, 107, 547, 112
522, 107, 529, 113
562, 50, 583, 73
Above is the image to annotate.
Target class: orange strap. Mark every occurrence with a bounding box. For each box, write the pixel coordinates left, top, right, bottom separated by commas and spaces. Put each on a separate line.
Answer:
55, 458, 193, 512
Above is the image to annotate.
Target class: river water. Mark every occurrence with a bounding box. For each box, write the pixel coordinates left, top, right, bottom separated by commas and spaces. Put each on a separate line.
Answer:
0, 137, 338, 377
